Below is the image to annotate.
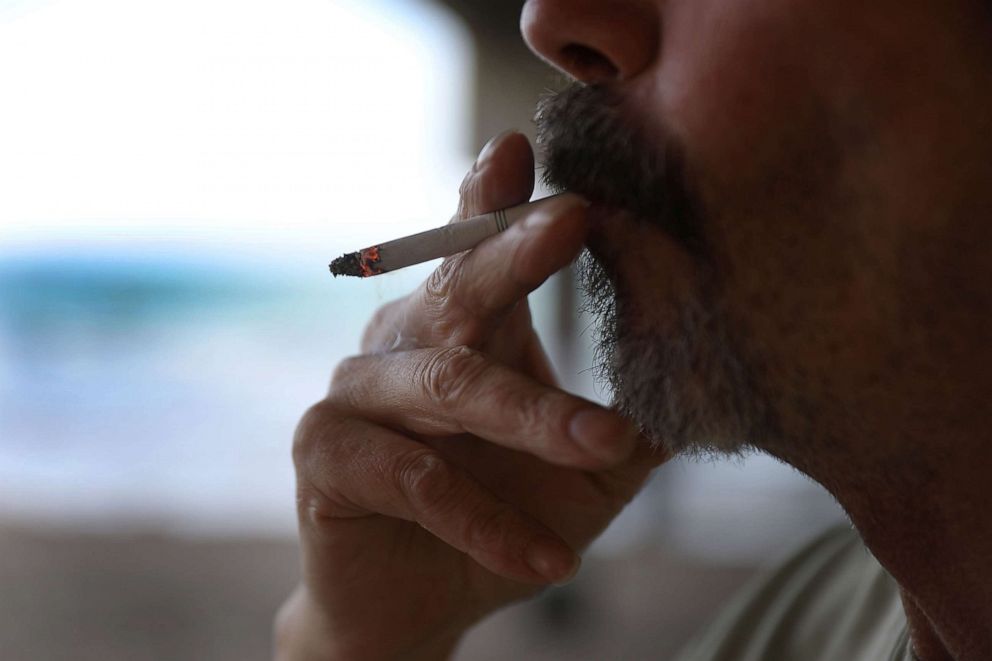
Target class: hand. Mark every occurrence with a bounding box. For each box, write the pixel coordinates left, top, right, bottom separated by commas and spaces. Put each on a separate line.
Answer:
275, 132, 669, 661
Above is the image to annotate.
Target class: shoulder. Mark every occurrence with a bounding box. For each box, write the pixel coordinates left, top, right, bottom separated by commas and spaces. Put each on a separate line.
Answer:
672, 525, 911, 661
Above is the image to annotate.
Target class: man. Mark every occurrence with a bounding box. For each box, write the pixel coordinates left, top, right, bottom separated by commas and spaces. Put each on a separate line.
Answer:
275, 0, 992, 659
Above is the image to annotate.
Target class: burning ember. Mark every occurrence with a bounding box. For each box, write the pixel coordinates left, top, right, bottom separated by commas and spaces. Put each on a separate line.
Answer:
329, 245, 384, 278
358, 246, 382, 277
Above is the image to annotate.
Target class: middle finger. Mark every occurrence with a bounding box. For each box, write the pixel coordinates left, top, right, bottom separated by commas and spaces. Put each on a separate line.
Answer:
330, 346, 639, 469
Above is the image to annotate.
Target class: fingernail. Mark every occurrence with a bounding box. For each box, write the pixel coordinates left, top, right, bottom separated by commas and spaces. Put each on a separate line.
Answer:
525, 537, 581, 584
569, 409, 638, 463
477, 130, 518, 167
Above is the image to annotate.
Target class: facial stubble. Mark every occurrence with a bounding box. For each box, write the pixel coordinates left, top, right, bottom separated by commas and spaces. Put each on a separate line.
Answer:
536, 84, 774, 456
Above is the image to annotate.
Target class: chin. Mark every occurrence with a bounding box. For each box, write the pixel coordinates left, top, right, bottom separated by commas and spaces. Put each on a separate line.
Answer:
578, 210, 772, 457
584, 205, 705, 330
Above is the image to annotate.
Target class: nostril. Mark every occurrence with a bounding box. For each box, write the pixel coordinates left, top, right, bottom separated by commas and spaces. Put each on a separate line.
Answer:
561, 43, 619, 83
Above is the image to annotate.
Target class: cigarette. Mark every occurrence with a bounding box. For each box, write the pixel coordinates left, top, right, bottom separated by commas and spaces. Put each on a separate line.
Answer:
329, 193, 568, 278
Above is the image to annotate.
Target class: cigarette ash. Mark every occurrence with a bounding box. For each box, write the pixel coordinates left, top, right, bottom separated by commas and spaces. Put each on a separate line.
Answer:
329, 246, 383, 278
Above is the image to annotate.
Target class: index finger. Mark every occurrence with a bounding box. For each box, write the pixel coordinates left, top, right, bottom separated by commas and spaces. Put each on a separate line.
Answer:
415, 193, 588, 347
364, 132, 588, 351
362, 131, 537, 352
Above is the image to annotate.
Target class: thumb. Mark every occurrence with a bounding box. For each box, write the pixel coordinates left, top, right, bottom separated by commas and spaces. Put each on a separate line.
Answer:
455, 131, 536, 222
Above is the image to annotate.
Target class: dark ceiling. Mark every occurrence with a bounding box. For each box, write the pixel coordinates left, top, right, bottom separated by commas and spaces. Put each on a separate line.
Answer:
431, 0, 555, 148
436, 0, 526, 37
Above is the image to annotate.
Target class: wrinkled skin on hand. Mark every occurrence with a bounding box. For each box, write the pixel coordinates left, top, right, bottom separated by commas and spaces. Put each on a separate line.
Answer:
274, 132, 668, 661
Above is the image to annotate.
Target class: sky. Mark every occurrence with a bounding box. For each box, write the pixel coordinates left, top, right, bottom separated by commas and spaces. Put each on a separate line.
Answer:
0, 0, 472, 260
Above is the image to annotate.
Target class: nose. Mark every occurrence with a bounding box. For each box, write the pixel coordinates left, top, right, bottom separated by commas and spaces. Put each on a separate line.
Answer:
521, 0, 661, 84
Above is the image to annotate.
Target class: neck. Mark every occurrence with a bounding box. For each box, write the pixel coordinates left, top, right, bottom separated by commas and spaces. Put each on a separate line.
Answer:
781, 434, 992, 661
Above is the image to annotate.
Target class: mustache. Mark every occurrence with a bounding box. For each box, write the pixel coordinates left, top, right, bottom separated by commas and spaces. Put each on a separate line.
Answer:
535, 83, 706, 252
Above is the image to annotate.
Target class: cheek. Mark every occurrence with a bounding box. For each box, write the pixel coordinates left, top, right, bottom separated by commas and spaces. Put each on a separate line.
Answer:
659, 0, 828, 180
652, 1, 883, 399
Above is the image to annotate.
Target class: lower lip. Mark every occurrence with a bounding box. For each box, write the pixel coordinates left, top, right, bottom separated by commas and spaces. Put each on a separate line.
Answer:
582, 202, 699, 286
583, 204, 626, 259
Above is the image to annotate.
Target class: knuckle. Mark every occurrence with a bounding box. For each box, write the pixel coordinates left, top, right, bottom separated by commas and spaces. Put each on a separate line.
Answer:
296, 478, 356, 533
292, 408, 366, 521
440, 315, 485, 348
361, 299, 404, 351
417, 346, 486, 405
465, 505, 519, 552
397, 449, 457, 512
292, 402, 325, 463
429, 314, 481, 348
422, 256, 486, 346
513, 390, 552, 439
326, 355, 381, 408
484, 381, 537, 434
459, 176, 483, 216
423, 258, 460, 309
328, 355, 362, 391
291, 401, 347, 468
295, 482, 329, 524
585, 472, 640, 513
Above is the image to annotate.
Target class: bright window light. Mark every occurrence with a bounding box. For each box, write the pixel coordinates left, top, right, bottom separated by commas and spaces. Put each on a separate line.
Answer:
0, 0, 473, 534
0, 0, 472, 256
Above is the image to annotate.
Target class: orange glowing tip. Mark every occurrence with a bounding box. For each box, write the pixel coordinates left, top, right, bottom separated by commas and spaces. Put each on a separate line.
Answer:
358, 246, 382, 278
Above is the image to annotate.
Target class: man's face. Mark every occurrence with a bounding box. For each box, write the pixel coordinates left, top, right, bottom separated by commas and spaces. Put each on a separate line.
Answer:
524, 0, 992, 463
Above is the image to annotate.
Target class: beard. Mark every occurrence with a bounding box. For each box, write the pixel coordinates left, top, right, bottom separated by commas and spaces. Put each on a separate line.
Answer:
536, 83, 775, 456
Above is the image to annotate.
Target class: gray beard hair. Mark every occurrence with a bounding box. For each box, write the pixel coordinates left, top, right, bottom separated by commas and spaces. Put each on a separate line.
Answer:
536, 82, 777, 456
576, 249, 771, 457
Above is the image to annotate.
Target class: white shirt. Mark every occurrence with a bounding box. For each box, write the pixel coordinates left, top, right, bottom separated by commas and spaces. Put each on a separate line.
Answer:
672, 526, 914, 661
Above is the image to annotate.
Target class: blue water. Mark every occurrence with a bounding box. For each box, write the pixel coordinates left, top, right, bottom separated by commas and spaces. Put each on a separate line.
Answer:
0, 249, 845, 559
0, 250, 423, 534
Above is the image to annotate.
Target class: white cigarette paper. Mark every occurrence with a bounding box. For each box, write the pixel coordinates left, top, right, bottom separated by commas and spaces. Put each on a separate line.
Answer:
329, 193, 568, 277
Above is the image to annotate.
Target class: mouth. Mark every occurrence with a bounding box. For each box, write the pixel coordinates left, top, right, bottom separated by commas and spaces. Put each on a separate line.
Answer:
578, 197, 712, 340
582, 200, 698, 276
536, 81, 708, 262
582, 203, 625, 267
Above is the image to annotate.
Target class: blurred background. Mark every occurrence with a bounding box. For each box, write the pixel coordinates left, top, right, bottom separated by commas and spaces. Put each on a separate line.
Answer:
0, 0, 846, 659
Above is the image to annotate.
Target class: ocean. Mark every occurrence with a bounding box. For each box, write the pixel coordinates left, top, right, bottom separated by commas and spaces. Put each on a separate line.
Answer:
0, 249, 427, 536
